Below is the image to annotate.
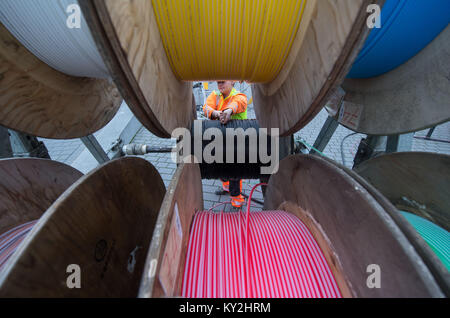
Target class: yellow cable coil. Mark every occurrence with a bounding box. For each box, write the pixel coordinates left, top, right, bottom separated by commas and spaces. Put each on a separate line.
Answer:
152, 0, 307, 83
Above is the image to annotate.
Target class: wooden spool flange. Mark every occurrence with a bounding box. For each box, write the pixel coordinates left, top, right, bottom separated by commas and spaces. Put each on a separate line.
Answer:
341, 26, 450, 135
0, 23, 122, 139
0, 157, 165, 297
350, 152, 450, 295
139, 161, 203, 298
80, 0, 194, 138
0, 158, 82, 234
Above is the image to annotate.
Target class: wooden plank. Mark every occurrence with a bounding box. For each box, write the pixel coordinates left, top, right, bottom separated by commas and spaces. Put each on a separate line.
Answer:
0, 158, 82, 234
139, 161, 203, 298
80, 0, 194, 138
342, 26, 450, 135
253, 0, 381, 136
0, 157, 166, 297
264, 154, 444, 297
0, 24, 122, 139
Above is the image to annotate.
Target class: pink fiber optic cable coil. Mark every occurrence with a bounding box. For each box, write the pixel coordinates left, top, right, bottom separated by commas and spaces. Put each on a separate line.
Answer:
182, 210, 342, 298
0, 220, 37, 271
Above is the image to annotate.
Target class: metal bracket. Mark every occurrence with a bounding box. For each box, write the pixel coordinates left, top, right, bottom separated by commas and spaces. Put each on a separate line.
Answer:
0, 126, 12, 158
386, 135, 399, 153
8, 130, 50, 159
80, 135, 109, 164
310, 116, 339, 155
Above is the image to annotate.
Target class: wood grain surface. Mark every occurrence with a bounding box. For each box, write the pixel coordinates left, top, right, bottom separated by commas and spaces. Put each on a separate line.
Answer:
81, 0, 385, 138
330, 154, 450, 296
0, 157, 165, 297
0, 158, 82, 234
0, 23, 122, 139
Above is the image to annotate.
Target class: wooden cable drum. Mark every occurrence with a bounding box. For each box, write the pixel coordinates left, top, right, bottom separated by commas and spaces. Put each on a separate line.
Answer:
138, 154, 445, 298
0, 158, 82, 270
0, 0, 122, 139
138, 161, 350, 298
0, 157, 166, 297
80, 0, 379, 138
264, 154, 445, 297
341, 25, 450, 135
327, 154, 450, 296
352, 152, 450, 295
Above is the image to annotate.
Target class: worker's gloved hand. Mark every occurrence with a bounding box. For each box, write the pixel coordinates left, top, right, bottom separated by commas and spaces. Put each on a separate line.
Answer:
212, 110, 221, 120
220, 109, 233, 124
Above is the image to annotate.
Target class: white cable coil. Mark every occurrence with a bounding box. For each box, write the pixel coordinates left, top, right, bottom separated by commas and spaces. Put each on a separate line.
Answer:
0, 0, 109, 79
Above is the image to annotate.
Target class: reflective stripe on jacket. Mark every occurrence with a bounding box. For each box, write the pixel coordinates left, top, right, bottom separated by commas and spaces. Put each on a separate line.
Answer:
203, 87, 248, 120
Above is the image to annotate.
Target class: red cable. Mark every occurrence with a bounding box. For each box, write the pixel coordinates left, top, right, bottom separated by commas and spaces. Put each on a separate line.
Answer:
245, 182, 267, 298
0, 220, 37, 271
182, 209, 341, 298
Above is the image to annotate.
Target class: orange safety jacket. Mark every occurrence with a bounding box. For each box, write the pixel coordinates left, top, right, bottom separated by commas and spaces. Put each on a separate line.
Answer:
203, 88, 248, 120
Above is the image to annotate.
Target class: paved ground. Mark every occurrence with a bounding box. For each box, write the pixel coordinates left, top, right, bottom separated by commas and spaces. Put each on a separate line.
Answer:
39, 84, 450, 212
39, 137, 85, 165
409, 124, 450, 155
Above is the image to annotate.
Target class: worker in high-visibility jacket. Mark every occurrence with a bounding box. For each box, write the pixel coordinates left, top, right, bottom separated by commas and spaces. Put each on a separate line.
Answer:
203, 81, 248, 208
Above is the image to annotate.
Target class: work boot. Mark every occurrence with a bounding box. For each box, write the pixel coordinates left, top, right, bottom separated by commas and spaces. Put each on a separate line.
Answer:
230, 194, 245, 209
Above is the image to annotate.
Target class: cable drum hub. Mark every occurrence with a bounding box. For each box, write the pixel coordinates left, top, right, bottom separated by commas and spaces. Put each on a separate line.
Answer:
176, 119, 292, 179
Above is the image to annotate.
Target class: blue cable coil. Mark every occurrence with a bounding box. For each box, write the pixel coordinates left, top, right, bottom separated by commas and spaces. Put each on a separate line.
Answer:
348, 0, 450, 78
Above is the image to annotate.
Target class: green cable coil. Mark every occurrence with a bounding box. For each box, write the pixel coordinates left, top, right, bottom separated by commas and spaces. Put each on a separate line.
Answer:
400, 211, 450, 271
